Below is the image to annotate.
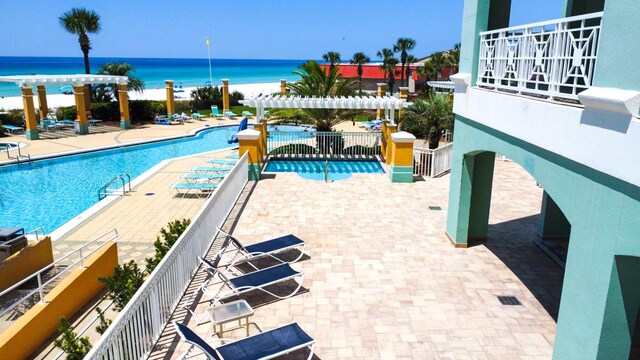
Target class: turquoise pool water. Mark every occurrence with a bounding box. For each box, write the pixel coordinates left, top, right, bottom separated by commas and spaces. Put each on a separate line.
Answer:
264, 159, 384, 181
0, 126, 244, 233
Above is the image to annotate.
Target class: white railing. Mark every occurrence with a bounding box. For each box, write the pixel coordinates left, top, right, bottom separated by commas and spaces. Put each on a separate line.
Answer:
413, 143, 454, 178
268, 131, 381, 158
0, 229, 119, 320
477, 12, 602, 101
86, 153, 249, 360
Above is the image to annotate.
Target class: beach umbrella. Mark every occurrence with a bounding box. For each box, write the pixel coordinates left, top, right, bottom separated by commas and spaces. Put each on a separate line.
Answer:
59, 85, 73, 95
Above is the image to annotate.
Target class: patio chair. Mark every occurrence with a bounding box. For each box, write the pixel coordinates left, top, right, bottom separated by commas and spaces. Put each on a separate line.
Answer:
182, 173, 226, 182
192, 166, 233, 173
241, 110, 254, 117
2, 125, 24, 135
211, 105, 224, 118
171, 182, 218, 196
198, 256, 304, 304
206, 159, 237, 165
217, 227, 307, 265
173, 321, 315, 360
224, 110, 238, 118
192, 111, 206, 120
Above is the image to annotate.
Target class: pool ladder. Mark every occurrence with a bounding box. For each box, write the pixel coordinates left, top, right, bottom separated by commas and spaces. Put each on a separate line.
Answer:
98, 173, 131, 200
4, 142, 32, 167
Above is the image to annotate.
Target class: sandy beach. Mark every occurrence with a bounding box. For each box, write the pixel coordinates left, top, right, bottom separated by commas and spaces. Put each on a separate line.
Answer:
0, 82, 281, 111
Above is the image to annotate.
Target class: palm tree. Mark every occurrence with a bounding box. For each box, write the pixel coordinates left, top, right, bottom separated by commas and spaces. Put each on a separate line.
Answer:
376, 48, 394, 82
287, 60, 358, 131
97, 62, 144, 107
350, 52, 370, 95
401, 94, 453, 149
59, 8, 101, 75
321, 51, 341, 72
385, 57, 399, 95
404, 55, 417, 89
447, 43, 461, 76
394, 37, 417, 87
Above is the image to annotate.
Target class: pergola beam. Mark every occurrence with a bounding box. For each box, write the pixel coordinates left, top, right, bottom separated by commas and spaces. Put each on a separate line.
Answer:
0, 74, 129, 87
240, 95, 411, 111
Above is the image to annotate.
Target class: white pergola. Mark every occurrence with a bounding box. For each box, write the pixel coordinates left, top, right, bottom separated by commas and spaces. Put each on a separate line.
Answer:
0, 74, 128, 87
240, 94, 412, 124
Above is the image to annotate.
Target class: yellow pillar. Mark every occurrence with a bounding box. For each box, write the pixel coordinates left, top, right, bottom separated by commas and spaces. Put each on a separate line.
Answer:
280, 79, 287, 94
84, 84, 91, 115
385, 124, 397, 164
260, 119, 268, 160
165, 80, 175, 115
36, 85, 48, 119
237, 129, 261, 180
381, 121, 388, 159
389, 131, 416, 183
399, 87, 409, 119
118, 83, 131, 129
376, 83, 386, 120
222, 79, 230, 112
21, 87, 39, 140
253, 123, 264, 163
73, 85, 89, 135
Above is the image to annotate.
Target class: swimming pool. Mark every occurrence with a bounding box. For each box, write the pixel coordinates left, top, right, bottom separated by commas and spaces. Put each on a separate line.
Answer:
264, 159, 385, 181
0, 126, 245, 233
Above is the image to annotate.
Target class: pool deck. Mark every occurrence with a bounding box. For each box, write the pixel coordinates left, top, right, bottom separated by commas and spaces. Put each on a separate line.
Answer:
148, 160, 562, 360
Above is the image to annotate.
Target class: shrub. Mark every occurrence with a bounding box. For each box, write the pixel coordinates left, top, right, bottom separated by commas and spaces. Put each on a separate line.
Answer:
269, 143, 316, 155
129, 100, 166, 123
343, 145, 381, 155
95, 307, 112, 335
89, 102, 120, 122
99, 260, 145, 311
190, 85, 222, 110
0, 110, 25, 127
174, 101, 192, 113
57, 106, 77, 121
145, 219, 191, 274
53, 318, 92, 359
229, 91, 245, 107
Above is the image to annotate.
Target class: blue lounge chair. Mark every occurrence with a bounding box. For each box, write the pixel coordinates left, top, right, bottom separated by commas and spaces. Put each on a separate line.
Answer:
227, 117, 248, 144
198, 257, 304, 303
3, 125, 24, 135
192, 166, 233, 173
173, 321, 315, 360
206, 159, 237, 165
171, 182, 218, 196
182, 173, 226, 182
226, 154, 239, 159
241, 110, 254, 117
217, 227, 307, 265
224, 110, 238, 118
193, 111, 206, 120
211, 105, 224, 118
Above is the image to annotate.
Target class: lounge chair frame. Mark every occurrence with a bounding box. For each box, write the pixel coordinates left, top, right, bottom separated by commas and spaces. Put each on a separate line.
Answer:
216, 227, 307, 266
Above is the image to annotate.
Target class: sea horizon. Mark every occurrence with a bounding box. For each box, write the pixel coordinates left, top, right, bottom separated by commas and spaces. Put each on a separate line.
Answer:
0, 56, 311, 97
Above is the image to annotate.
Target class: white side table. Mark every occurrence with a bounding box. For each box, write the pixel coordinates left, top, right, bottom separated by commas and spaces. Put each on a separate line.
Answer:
206, 299, 254, 338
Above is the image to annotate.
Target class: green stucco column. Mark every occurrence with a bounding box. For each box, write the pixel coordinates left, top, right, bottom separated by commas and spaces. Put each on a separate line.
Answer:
538, 191, 571, 239
591, 0, 640, 92
460, 0, 511, 85
467, 151, 495, 240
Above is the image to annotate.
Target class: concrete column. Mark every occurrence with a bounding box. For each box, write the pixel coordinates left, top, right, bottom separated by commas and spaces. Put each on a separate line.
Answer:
237, 129, 262, 181
36, 85, 48, 119
117, 83, 131, 129
222, 79, 230, 112
83, 84, 91, 115
385, 124, 397, 164
445, 150, 495, 247
381, 121, 388, 160
399, 87, 409, 119
260, 119, 268, 160
389, 131, 415, 183
73, 85, 89, 135
563, 0, 604, 16
21, 87, 39, 140
376, 83, 386, 119
280, 79, 287, 94
253, 123, 265, 163
165, 81, 175, 115
538, 191, 571, 239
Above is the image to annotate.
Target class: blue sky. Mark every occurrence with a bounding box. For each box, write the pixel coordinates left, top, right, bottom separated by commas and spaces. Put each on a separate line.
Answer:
0, 0, 563, 60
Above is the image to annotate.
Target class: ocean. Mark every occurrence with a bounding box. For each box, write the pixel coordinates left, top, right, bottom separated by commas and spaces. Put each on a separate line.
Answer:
0, 56, 306, 97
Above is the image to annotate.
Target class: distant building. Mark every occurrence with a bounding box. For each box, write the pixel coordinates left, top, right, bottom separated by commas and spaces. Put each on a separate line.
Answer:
322, 63, 421, 93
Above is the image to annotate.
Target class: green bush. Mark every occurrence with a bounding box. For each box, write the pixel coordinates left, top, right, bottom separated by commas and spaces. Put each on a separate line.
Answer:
343, 145, 381, 155
95, 307, 112, 335
174, 101, 192, 113
269, 143, 316, 155
0, 110, 24, 127
57, 106, 77, 121
89, 102, 120, 122
129, 100, 166, 123
145, 219, 191, 274
53, 318, 92, 359
229, 91, 244, 107
99, 260, 145, 311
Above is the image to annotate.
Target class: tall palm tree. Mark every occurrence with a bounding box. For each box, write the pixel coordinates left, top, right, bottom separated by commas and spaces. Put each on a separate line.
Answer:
402, 94, 453, 149
321, 51, 341, 72
394, 37, 417, 87
385, 57, 399, 95
404, 55, 417, 89
447, 43, 461, 76
97, 62, 145, 107
350, 52, 370, 95
59, 8, 101, 75
287, 60, 358, 131
376, 48, 394, 82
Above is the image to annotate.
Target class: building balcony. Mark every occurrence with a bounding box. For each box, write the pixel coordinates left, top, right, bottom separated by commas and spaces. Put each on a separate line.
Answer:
476, 12, 603, 103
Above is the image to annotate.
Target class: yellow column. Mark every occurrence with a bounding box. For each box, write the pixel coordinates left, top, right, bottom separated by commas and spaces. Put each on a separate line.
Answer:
385, 124, 397, 164
73, 85, 89, 135
84, 84, 91, 115
376, 83, 386, 119
253, 123, 264, 163
237, 129, 262, 181
165, 80, 175, 115
389, 131, 416, 183
280, 79, 287, 94
260, 119, 268, 160
36, 85, 48, 119
399, 87, 409, 119
222, 79, 230, 112
380, 121, 388, 159
118, 83, 131, 129
21, 86, 39, 140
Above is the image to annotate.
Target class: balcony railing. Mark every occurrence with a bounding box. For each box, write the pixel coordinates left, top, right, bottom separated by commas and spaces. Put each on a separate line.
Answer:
477, 12, 603, 101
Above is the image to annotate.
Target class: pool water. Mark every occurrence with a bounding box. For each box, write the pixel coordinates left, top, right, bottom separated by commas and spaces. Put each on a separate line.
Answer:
0, 126, 244, 233
264, 159, 384, 181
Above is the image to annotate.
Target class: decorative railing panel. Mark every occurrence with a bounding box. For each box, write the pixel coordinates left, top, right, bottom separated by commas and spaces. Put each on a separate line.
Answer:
477, 12, 602, 101
86, 153, 249, 359
413, 143, 453, 178
267, 131, 382, 158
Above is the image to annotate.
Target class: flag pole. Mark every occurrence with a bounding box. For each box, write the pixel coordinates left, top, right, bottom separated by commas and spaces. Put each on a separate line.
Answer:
206, 38, 213, 87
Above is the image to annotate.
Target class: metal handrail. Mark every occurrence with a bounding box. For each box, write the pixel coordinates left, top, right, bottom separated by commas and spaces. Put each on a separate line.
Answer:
26, 226, 46, 241
0, 229, 119, 318
98, 173, 131, 200
5, 142, 31, 166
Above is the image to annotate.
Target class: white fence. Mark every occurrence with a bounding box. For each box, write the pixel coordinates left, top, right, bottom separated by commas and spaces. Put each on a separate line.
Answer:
268, 131, 381, 158
413, 143, 454, 178
477, 12, 602, 101
85, 153, 249, 359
